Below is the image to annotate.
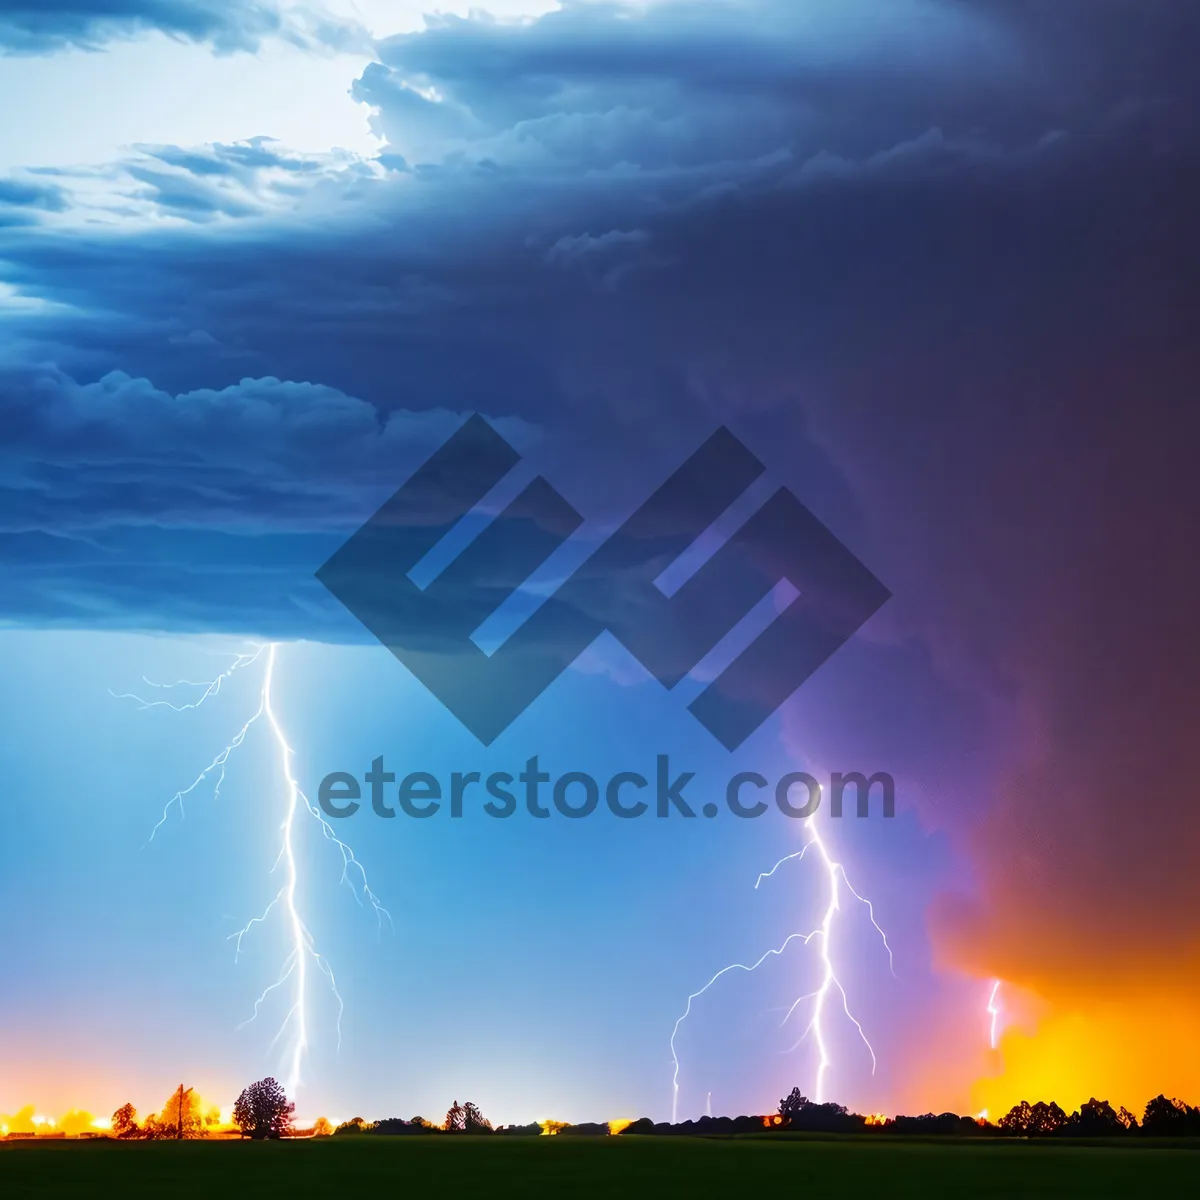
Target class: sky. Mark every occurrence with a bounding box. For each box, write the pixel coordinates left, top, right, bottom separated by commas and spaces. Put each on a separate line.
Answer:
2, 0, 1199, 1129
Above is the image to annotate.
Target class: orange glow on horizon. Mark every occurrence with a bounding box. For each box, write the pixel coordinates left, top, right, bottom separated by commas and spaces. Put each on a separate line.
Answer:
971, 986, 1200, 1119
1, 1090, 237, 1139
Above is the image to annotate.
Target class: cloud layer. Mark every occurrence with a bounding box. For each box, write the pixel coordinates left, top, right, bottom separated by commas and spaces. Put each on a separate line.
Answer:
0, 0, 365, 55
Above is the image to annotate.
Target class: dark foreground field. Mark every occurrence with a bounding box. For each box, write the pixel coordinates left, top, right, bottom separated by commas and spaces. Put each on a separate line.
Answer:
4, 1134, 1197, 1198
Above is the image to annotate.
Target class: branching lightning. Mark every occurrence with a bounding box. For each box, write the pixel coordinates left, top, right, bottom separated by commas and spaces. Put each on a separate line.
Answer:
114, 641, 391, 1097
670, 803, 894, 1121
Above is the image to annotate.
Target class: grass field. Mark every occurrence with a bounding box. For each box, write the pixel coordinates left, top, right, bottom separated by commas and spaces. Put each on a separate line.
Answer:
3, 1134, 1198, 1198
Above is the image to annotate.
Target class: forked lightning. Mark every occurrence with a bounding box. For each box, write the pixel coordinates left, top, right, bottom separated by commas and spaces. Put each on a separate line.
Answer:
113, 642, 390, 1096
671, 799, 894, 1120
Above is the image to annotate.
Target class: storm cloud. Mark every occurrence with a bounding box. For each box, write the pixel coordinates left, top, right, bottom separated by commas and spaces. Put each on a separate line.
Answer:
0, 0, 363, 55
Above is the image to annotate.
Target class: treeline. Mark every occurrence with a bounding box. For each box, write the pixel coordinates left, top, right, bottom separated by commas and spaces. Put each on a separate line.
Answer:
993, 1095, 1200, 1138
103, 1083, 1200, 1141
332, 1089, 1200, 1141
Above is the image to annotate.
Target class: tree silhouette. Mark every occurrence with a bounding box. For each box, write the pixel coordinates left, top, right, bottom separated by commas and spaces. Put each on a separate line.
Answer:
1028, 1101, 1067, 1135
891, 1112, 979, 1136
312, 1118, 334, 1137
1142, 1094, 1200, 1136
463, 1101, 493, 1133
998, 1100, 1066, 1136
372, 1117, 416, 1135
232, 1077, 294, 1140
1117, 1106, 1139, 1131
110, 1103, 138, 1139
779, 1088, 811, 1121
1067, 1098, 1125, 1136
998, 1101, 1033, 1134
775, 1089, 857, 1132
495, 1121, 546, 1136
444, 1101, 466, 1133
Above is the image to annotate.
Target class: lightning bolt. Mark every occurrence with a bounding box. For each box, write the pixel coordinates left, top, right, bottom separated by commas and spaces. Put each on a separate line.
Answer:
670, 804, 894, 1121
114, 640, 391, 1098
987, 979, 1002, 1050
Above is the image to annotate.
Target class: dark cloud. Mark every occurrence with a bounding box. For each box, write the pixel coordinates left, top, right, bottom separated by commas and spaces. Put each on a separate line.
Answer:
0, 362, 554, 533
0, 0, 366, 56
0, 363, 546, 637
351, 4, 1031, 187
0, 175, 69, 225
0, 176, 68, 210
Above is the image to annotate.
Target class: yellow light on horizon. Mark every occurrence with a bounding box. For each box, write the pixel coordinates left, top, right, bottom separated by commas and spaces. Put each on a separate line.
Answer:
607, 1118, 634, 1136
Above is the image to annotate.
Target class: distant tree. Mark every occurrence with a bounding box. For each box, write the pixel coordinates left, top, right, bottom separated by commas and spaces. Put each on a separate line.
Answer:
334, 1117, 368, 1135
1117, 1106, 1139, 1131
232, 1077, 294, 1140
776, 1089, 858, 1132
558, 1122, 609, 1136
138, 1115, 163, 1140
494, 1121, 543, 1136
617, 1118, 655, 1136
444, 1101, 466, 1133
463, 1102, 493, 1134
891, 1112, 979, 1136
779, 1087, 811, 1121
1142, 1095, 1200, 1136
998, 1101, 1033, 1135
1065, 1098, 1125, 1137
409, 1116, 435, 1130
312, 1118, 334, 1137
1027, 1101, 1067, 1136
111, 1103, 138, 1139
153, 1086, 203, 1140
372, 1118, 415, 1135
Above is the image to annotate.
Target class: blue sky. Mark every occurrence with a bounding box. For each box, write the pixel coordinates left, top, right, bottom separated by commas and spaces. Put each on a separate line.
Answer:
3, 0, 1200, 1125
0, 625, 978, 1124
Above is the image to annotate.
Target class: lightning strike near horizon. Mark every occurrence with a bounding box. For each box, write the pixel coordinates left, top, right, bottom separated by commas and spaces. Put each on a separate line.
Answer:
113, 641, 391, 1097
670, 802, 894, 1121
987, 979, 1002, 1050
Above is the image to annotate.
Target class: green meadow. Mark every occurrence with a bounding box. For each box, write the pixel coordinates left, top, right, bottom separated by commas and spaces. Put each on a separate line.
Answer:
4, 1134, 1199, 1198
